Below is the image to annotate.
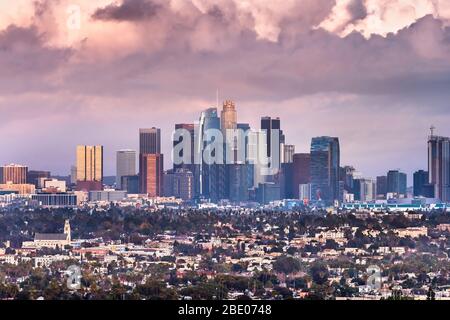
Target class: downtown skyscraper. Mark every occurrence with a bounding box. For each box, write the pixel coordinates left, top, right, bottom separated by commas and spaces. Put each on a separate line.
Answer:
116, 150, 136, 190
197, 107, 221, 199
310, 137, 340, 204
76, 145, 103, 191
428, 134, 450, 202
139, 128, 163, 196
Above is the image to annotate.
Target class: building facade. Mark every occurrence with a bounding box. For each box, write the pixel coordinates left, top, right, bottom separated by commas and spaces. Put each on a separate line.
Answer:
0, 164, 28, 184
387, 170, 407, 197
310, 137, 340, 203
139, 153, 164, 197
139, 128, 161, 154
139, 128, 164, 197
76, 145, 103, 191
116, 149, 136, 189
428, 135, 450, 202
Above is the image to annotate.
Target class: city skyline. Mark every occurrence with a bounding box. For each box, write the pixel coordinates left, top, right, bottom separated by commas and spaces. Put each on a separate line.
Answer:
2, 0, 450, 178
0, 103, 440, 185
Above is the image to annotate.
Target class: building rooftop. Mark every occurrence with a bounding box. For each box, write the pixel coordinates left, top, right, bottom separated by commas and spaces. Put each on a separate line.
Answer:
34, 233, 67, 241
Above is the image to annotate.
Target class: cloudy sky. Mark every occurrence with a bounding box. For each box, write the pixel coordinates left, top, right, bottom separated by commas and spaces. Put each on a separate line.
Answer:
1, 0, 450, 182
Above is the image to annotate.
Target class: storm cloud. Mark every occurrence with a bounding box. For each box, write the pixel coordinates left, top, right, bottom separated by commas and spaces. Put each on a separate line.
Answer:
1, 0, 450, 180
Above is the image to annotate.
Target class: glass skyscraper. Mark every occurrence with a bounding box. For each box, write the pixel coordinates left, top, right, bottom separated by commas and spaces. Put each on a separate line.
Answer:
310, 137, 340, 204
197, 108, 221, 199
387, 170, 407, 197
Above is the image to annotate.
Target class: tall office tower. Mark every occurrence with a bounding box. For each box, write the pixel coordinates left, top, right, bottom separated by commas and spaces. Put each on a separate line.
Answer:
140, 153, 163, 197
70, 166, 77, 185
428, 134, 450, 202
221, 100, 238, 166
413, 170, 433, 198
197, 108, 221, 199
173, 123, 195, 170
140, 128, 161, 154
139, 127, 164, 196
173, 123, 199, 198
376, 176, 388, 199
261, 117, 283, 170
0, 164, 28, 184
76, 145, 103, 191
249, 129, 270, 187
116, 150, 136, 189
291, 153, 311, 199
27, 170, 50, 187
221, 100, 237, 135
283, 145, 295, 164
228, 164, 249, 202
340, 166, 356, 194
163, 169, 194, 201
353, 178, 376, 202
310, 137, 340, 203
237, 123, 250, 157
229, 123, 254, 201
387, 170, 407, 197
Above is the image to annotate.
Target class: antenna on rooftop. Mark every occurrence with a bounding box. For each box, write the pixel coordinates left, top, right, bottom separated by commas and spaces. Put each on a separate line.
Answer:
430, 125, 436, 136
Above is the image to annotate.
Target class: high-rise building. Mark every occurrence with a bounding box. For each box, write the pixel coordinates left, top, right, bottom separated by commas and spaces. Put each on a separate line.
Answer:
283, 145, 295, 164
340, 166, 356, 194
0, 164, 28, 184
354, 178, 376, 202
376, 176, 388, 198
70, 166, 77, 185
228, 164, 249, 202
310, 137, 340, 203
387, 170, 407, 197
248, 129, 268, 187
140, 128, 161, 154
27, 170, 50, 187
428, 134, 450, 202
413, 170, 433, 198
139, 127, 164, 196
163, 169, 194, 201
173, 123, 195, 170
173, 123, 199, 198
116, 150, 136, 189
76, 145, 103, 191
292, 153, 311, 198
221, 100, 237, 135
197, 108, 221, 199
139, 153, 163, 197
261, 117, 283, 171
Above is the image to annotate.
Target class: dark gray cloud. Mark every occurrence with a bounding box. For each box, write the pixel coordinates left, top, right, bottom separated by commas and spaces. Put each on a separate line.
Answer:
92, 0, 162, 21
347, 0, 368, 21
1, 1, 450, 178
0, 24, 71, 94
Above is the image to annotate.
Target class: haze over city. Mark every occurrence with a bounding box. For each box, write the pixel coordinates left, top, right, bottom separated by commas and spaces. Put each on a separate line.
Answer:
2, 0, 450, 178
